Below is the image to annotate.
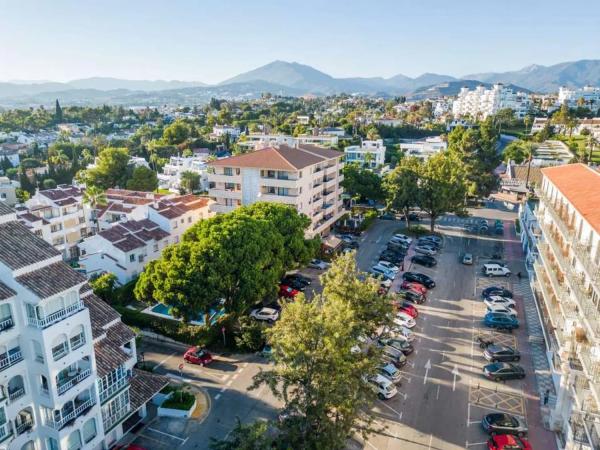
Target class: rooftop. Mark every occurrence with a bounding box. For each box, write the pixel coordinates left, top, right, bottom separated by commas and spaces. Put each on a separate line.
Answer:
97, 218, 170, 252
16, 261, 87, 298
542, 163, 600, 235
0, 220, 60, 270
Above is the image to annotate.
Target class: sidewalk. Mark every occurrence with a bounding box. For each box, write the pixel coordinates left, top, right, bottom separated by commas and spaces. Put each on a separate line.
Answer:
504, 219, 558, 450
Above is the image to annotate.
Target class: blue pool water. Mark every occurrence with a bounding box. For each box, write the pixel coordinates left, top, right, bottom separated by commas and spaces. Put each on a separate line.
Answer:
149, 303, 224, 325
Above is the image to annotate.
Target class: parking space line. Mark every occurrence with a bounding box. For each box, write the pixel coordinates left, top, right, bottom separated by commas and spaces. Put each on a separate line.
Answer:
377, 400, 402, 418
155, 351, 177, 370
147, 427, 186, 442
214, 393, 221, 400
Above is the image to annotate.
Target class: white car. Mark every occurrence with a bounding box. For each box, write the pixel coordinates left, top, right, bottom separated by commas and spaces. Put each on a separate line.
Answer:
393, 315, 416, 329
392, 234, 412, 244
309, 259, 330, 270
391, 325, 415, 341
414, 246, 437, 256
371, 266, 395, 280
484, 296, 516, 309
250, 307, 280, 323
486, 304, 517, 317
376, 261, 399, 273
366, 374, 398, 399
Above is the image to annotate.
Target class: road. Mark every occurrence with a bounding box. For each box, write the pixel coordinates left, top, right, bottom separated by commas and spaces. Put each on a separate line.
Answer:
135, 206, 555, 450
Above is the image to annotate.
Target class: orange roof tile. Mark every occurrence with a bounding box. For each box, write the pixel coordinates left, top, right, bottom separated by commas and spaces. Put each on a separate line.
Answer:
541, 163, 600, 234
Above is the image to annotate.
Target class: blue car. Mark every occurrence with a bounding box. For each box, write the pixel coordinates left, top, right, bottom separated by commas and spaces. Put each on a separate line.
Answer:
483, 312, 519, 331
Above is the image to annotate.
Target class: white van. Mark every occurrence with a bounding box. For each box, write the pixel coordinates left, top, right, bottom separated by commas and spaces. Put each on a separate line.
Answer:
482, 263, 511, 277
368, 374, 398, 399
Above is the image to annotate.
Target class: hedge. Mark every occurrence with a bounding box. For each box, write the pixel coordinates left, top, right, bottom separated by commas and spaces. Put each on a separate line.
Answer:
162, 390, 195, 410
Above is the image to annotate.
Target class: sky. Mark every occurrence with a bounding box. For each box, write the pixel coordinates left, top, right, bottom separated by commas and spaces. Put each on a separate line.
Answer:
0, 0, 599, 83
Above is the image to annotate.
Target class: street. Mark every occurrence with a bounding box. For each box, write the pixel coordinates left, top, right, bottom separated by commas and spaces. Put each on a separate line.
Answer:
136, 205, 556, 450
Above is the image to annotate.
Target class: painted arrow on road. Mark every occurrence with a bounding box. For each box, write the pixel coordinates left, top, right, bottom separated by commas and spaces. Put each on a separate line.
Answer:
423, 359, 431, 384
452, 365, 460, 391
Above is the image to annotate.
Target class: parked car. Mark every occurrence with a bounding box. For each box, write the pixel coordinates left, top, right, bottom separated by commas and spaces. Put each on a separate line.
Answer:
309, 259, 330, 270
487, 434, 531, 450
379, 363, 402, 383
366, 374, 398, 399
482, 263, 511, 277
486, 304, 518, 317
414, 245, 437, 256
279, 284, 299, 299
380, 212, 396, 220
365, 272, 393, 288
371, 266, 395, 280
381, 345, 408, 368
184, 347, 213, 366
392, 234, 412, 244
284, 273, 311, 286
403, 212, 421, 222
482, 287, 513, 299
250, 307, 280, 323
411, 254, 437, 267
400, 280, 427, 295
394, 313, 416, 329
481, 413, 528, 436
484, 296, 516, 309
483, 362, 525, 381
390, 324, 415, 342
396, 289, 425, 304
462, 253, 473, 265
403, 272, 435, 288
378, 337, 414, 355
397, 302, 418, 318
377, 261, 400, 273
421, 235, 442, 245
281, 277, 306, 291
387, 241, 409, 252
380, 251, 405, 264
483, 345, 521, 362
261, 345, 273, 359
483, 312, 519, 330
417, 238, 441, 250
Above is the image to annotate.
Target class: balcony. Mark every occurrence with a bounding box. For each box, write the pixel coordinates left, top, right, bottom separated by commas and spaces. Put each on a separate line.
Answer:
102, 404, 131, 431
70, 333, 86, 351
0, 348, 22, 373
0, 317, 13, 333
8, 387, 25, 403
0, 422, 11, 443
57, 369, 92, 396
27, 301, 85, 329
15, 419, 33, 435
99, 375, 129, 404
533, 263, 562, 329
52, 342, 69, 361
46, 397, 96, 430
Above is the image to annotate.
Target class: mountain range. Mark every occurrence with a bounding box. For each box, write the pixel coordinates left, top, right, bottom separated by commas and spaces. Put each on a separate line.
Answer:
1, 59, 599, 107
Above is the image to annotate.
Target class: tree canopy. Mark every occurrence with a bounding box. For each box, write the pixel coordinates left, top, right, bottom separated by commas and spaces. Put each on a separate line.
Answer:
341, 163, 383, 202
79, 147, 130, 190
126, 166, 158, 192
383, 156, 421, 227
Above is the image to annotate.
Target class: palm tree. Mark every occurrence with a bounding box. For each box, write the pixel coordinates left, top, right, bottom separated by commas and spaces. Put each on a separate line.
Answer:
82, 186, 107, 230
587, 134, 599, 165
523, 142, 539, 191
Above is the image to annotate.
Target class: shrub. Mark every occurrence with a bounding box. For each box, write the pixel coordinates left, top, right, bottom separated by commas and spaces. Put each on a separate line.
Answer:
234, 316, 266, 352
90, 273, 118, 302
406, 225, 429, 237
162, 390, 195, 410
360, 209, 379, 231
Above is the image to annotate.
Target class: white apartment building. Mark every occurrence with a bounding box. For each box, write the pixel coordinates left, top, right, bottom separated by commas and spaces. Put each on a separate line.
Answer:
452, 83, 531, 119
533, 164, 600, 449
0, 178, 19, 207
212, 125, 241, 139
23, 186, 94, 261
157, 156, 209, 193
79, 195, 212, 284
344, 139, 386, 168
207, 144, 345, 237
400, 136, 447, 160
558, 86, 600, 108
531, 117, 550, 134
95, 189, 161, 232
0, 202, 167, 450
237, 133, 339, 151
576, 118, 600, 138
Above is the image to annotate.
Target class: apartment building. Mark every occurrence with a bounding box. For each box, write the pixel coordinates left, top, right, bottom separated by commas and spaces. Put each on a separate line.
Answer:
400, 136, 447, 160
207, 144, 345, 237
157, 156, 209, 194
452, 83, 531, 119
344, 139, 386, 168
0, 202, 167, 450
237, 133, 339, 151
23, 186, 93, 261
0, 178, 19, 207
558, 86, 600, 108
533, 163, 600, 449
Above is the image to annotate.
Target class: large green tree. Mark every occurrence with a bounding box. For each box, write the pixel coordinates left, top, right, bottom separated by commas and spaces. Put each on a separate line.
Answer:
179, 171, 201, 194
80, 147, 130, 189
382, 156, 421, 228
341, 163, 383, 202
126, 166, 158, 192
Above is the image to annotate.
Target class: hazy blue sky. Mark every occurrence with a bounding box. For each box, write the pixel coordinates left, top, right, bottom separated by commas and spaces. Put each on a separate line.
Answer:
1, 0, 598, 83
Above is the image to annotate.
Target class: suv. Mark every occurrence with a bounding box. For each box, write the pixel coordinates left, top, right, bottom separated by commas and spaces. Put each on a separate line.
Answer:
396, 289, 425, 304
402, 272, 435, 288
381, 346, 407, 368
366, 374, 398, 400
371, 266, 395, 280
483, 264, 511, 277
411, 254, 437, 267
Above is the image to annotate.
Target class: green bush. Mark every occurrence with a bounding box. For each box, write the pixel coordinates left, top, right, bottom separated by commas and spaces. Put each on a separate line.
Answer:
162, 390, 195, 410
360, 210, 379, 231
234, 316, 266, 352
406, 225, 429, 237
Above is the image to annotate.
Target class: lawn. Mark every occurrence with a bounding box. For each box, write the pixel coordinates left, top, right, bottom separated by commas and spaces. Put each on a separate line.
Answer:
162, 390, 195, 410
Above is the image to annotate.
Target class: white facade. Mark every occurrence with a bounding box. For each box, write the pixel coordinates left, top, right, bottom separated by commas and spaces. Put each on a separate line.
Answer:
558, 86, 600, 108
344, 139, 386, 168
0, 178, 19, 207
452, 84, 531, 119
157, 156, 209, 193
212, 125, 241, 138
400, 136, 447, 160
237, 133, 339, 151
533, 164, 600, 450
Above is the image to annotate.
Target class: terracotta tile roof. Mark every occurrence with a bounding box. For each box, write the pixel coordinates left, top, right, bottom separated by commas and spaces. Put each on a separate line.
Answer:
297, 144, 344, 159
542, 163, 600, 234
39, 186, 82, 201
0, 282, 16, 301
94, 340, 131, 377
129, 369, 169, 411
0, 220, 60, 270
16, 261, 87, 298
83, 293, 120, 339
512, 165, 543, 187
150, 195, 209, 219
98, 219, 168, 252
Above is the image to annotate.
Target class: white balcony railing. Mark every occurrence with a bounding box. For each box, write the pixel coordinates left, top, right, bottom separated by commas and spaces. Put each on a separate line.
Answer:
70, 333, 86, 351
52, 342, 69, 361
8, 387, 25, 402
102, 404, 130, 430
57, 369, 92, 396
27, 301, 85, 329
99, 376, 129, 403
0, 349, 22, 372
46, 397, 96, 430
0, 317, 14, 333
0, 422, 11, 442
15, 419, 33, 435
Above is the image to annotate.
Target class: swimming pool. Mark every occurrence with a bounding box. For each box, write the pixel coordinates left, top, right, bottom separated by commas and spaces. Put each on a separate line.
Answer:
144, 303, 224, 326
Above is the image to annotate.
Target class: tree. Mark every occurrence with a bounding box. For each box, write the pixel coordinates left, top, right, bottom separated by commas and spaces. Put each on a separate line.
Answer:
210, 420, 274, 450
417, 153, 467, 232
179, 171, 200, 194
341, 163, 383, 202
42, 178, 57, 190
90, 273, 117, 303
162, 119, 190, 145
503, 140, 526, 164
55, 99, 63, 123
383, 157, 421, 228
126, 166, 158, 192
522, 142, 539, 190
15, 188, 30, 203
587, 134, 599, 164
81, 147, 130, 189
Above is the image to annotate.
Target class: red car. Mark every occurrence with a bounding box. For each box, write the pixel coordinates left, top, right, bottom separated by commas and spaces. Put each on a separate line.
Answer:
488, 434, 531, 450
398, 303, 418, 318
279, 284, 299, 299
184, 347, 213, 366
400, 281, 427, 296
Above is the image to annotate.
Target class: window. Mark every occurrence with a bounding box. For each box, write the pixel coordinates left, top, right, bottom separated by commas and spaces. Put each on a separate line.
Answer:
188, 217, 192, 223
224, 167, 233, 176
0, 194, 5, 199
153, 243, 159, 252
277, 187, 288, 196
180, 218, 184, 224
82, 418, 97, 443
138, 255, 145, 263
129, 254, 135, 263
225, 182, 235, 191
50, 223, 62, 233
173, 221, 178, 229
46, 438, 59, 450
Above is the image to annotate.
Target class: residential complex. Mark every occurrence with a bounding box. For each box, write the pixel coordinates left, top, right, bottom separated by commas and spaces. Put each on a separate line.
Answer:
344, 139, 386, 168
452, 83, 531, 119
0, 202, 166, 450
558, 86, 600, 108
0, 177, 19, 206
207, 144, 345, 237
532, 164, 600, 449
237, 133, 339, 151
399, 136, 447, 160
157, 155, 209, 194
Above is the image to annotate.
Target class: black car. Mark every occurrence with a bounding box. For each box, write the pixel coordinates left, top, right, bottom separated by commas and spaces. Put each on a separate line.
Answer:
417, 238, 441, 250
483, 362, 525, 381
384, 246, 407, 256
378, 338, 414, 355
283, 274, 311, 286
396, 289, 425, 304
403, 212, 421, 222
402, 272, 435, 288
411, 255, 437, 267
380, 252, 405, 264
482, 286, 513, 298
483, 345, 521, 362
481, 413, 528, 436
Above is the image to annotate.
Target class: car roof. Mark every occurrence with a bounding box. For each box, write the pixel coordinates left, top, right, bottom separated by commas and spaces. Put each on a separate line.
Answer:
374, 374, 392, 385
488, 345, 511, 353
261, 307, 277, 313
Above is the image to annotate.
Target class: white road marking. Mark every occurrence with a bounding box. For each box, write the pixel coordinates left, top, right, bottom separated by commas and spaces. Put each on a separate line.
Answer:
377, 400, 403, 418
452, 365, 460, 391
232, 373, 239, 380
214, 393, 221, 400
220, 387, 227, 393
428, 434, 433, 450
376, 236, 382, 244
365, 440, 378, 450
423, 359, 431, 384
147, 427, 186, 442
436, 384, 441, 400
155, 351, 177, 369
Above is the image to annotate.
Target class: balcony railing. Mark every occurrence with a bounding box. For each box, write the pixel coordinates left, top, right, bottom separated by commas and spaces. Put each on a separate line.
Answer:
46, 397, 96, 430
27, 301, 85, 329
52, 342, 69, 361
8, 387, 25, 402
0, 317, 14, 333
0, 349, 23, 372
533, 263, 562, 329
102, 404, 130, 430
57, 369, 92, 396
0, 422, 11, 443
70, 333, 86, 351
15, 419, 33, 435
538, 192, 574, 241
578, 345, 600, 385
99, 376, 129, 403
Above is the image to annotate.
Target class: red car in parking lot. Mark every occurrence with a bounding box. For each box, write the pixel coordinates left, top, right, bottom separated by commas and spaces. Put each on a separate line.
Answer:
487, 434, 531, 450
279, 284, 299, 299
398, 303, 418, 318
400, 281, 427, 296
184, 347, 213, 366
